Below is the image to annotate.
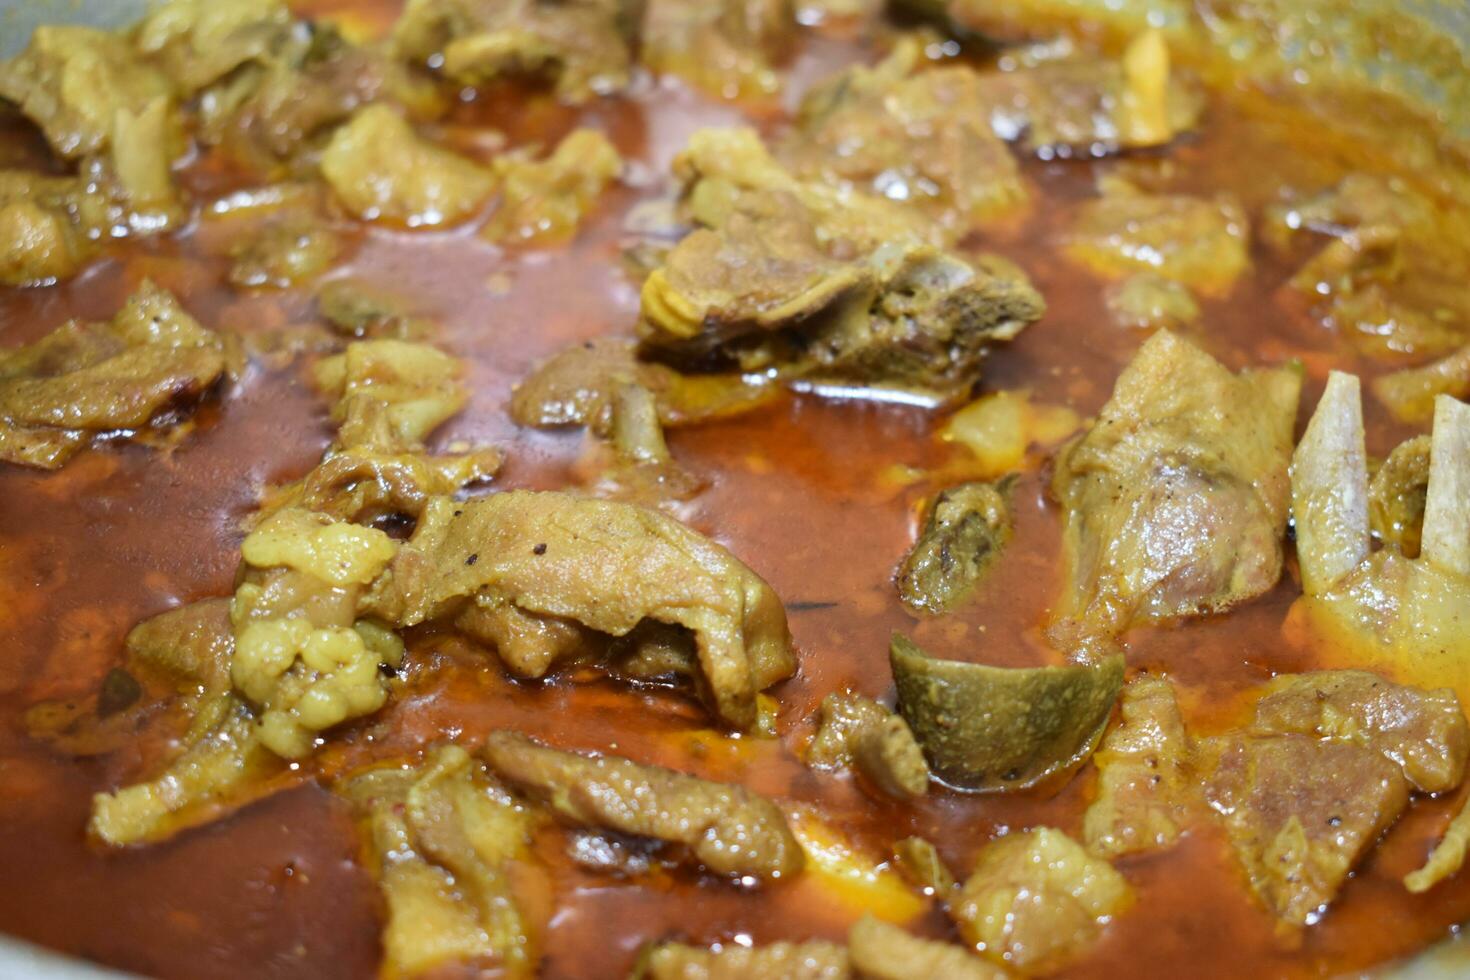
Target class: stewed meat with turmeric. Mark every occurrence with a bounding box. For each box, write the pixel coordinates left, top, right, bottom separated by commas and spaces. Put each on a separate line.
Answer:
9, 0, 1470, 975
482, 731, 802, 878
1050, 330, 1300, 653
0, 282, 236, 468
364, 490, 795, 729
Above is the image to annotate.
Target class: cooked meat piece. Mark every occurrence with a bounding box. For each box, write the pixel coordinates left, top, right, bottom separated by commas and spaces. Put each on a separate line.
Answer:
394, 0, 636, 102
807, 692, 930, 801
890, 634, 1123, 792
89, 695, 273, 846
1104, 273, 1200, 331
1252, 671, 1469, 794
261, 448, 503, 525
481, 731, 802, 878
364, 491, 795, 729
1083, 675, 1193, 858
640, 0, 795, 101
0, 114, 185, 288
313, 339, 468, 453
891, 836, 956, 896
848, 915, 1006, 980
133, 0, 296, 95
641, 213, 1044, 398
1373, 345, 1470, 425
1200, 733, 1408, 926
338, 746, 547, 978
1266, 175, 1470, 359
590, 381, 707, 507
228, 216, 343, 289
510, 338, 777, 433
640, 940, 849, 979
782, 39, 1028, 239
896, 479, 1013, 615
1291, 378, 1470, 695
0, 282, 237, 469
950, 827, 1132, 973
1406, 798, 1470, 894
227, 48, 442, 176
316, 278, 439, 340
669, 127, 934, 257
24, 667, 145, 758
1050, 331, 1300, 652
0, 26, 173, 159
482, 129, 622, 246
126, 599, 237, 699
1064, 178, 1249, 294
637, 130, 1041, 399
1369, 434, 1431, 557
232, 508, 404, 757
320, 105, 496, 227
976, 31, 1203, 156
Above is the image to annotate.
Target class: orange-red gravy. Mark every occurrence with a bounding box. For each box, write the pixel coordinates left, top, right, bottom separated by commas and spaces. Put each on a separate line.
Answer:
1, 4, 1468, 978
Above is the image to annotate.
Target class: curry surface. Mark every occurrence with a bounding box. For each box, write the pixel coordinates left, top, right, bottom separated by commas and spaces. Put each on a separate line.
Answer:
1, 3, 1468, 978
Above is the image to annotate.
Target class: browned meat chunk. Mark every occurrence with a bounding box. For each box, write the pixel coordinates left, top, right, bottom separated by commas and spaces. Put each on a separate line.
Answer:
195, 20, 445, 175
0, 26, 172, 159
1201, 733, 1408, 926
510, 338, 777, 433
950, 827, 1132, 972
636, 126, 1042, 398
848, 916, 1006, 980
976, 31, 1202, 157
896, 479, 1012, 615
807, 692, 930, 801
640, 940, 849, 979
1064, 177, 1249, 295
780, 39, 1026, 239
364, 491, 795, 729
339, 746, 548, 978
1104, 273, 1200, 331
1266, 175, 1470, 359
1373, 345, 1470, 425
482, 731, 802, 878
1050, 331, 1300, 653
640, 0, 795, 101
321, 105, 496, 227
393, 0, 636, 102
1083, 675, 1193, 858
1251, 670, 1469, 794
639, 130, 1044, 400
0, 282, 236, 469
482, 129, 622, 247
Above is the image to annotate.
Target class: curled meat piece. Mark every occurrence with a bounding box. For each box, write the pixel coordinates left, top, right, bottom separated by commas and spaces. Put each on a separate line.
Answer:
481, 731, 802, 878
0, 282, 237, 469
640, 940, 848, 979
807, 692, 930, 801
365, 491, 795, 729
394, 0, 637, 102
339, 746, 547, 978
